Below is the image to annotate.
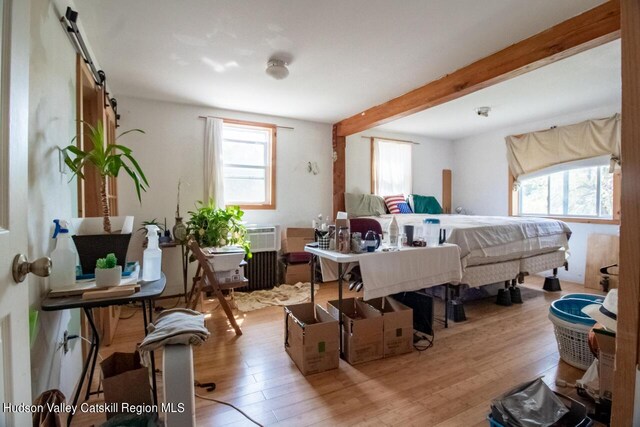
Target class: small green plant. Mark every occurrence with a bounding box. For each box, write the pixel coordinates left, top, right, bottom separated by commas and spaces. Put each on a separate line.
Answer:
96, 253, 118, 269
187, 199, 251, 258
138, 218, 165, 235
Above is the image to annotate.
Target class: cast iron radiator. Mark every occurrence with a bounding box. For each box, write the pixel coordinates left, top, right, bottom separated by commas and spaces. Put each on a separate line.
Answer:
239, 251, 278, 291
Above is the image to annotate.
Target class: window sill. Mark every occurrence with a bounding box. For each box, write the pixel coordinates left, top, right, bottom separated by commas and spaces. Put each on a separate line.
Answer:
514, 215, 619, 225
228, 204, 276, 211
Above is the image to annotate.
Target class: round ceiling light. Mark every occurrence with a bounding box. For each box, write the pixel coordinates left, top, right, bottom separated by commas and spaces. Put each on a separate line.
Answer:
266, 59, 289, 80
474, 106, 491, 117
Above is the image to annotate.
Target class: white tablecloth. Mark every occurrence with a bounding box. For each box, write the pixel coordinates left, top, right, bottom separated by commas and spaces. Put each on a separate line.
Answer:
318, 244, 462, 300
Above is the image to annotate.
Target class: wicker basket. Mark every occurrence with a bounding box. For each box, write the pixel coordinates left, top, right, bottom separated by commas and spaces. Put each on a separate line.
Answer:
548, 298, 598, 370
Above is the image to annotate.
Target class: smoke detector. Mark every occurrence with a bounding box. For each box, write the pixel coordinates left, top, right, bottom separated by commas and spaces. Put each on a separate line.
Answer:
474, 106, 491, 117
266, 59, 289, 80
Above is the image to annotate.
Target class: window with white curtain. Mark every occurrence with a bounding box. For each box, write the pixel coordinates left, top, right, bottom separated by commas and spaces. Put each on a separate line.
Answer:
371, 138, 412, 196
222, 121, 275, 208
518, 156, 617, 219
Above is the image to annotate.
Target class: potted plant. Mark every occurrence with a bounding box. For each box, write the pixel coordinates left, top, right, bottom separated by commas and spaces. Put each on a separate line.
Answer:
63, 120, 148, 273
187, 200, 252, 268
95, 253, 121, 288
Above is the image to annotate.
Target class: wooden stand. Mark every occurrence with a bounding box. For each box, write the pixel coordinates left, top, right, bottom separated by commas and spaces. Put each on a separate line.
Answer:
187, 239, 245, 336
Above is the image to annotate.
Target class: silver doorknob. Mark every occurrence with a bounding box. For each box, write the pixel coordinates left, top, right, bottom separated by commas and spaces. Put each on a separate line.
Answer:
12, 254, 52, 283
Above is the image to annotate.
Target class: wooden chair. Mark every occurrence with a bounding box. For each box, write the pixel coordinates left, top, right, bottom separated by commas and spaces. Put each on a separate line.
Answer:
187, 238, 244, 336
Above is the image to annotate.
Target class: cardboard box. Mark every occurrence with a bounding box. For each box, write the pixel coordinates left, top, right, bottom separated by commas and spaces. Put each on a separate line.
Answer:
363, 297, 413, 357
327, 297, 383, 365
284, 303, 339, 375
100, 352, 152, 419
594, 326, 616, 401
282, 228, 315, 254
215, 265, 245, 285
285, 262, 310, 284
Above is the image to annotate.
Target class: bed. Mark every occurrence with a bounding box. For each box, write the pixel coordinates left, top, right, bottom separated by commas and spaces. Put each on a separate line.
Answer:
363, 214, 571, 287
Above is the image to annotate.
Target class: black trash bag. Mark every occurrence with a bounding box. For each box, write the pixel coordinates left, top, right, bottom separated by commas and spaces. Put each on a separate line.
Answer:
492, 378, 569, 427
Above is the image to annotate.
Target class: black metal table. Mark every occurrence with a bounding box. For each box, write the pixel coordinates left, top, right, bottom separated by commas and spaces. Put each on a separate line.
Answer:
41, 274, 166, 426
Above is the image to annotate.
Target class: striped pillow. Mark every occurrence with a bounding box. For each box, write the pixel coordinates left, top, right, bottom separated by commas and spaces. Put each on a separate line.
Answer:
384, 195, 406, 214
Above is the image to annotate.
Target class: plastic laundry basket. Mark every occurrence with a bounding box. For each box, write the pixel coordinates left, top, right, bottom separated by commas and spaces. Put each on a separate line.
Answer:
561, 293, 605, 304
548, 298, 598, 370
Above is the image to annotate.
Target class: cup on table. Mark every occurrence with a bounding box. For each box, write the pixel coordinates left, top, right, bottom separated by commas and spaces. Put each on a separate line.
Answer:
318, 235, 330, 250
403, 225, 414, 245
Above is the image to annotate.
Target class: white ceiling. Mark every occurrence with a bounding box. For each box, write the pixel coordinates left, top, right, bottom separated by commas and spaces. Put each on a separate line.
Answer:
376, 40, 621, 140
75, 0, 606, 124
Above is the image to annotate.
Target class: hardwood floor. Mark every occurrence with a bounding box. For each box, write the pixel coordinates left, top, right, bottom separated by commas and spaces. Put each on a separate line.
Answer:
73, 276, 601, 426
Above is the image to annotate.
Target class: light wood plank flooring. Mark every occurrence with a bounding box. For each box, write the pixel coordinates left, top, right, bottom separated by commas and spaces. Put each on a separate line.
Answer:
73, 276, 600, 426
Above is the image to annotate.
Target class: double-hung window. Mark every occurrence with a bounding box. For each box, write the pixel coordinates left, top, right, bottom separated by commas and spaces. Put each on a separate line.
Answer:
371, 138, 413, 196
518, 157, 619, 221
222, 120, 276, 209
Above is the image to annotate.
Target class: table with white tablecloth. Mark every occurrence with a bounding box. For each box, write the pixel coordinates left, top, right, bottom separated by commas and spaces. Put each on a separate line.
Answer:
305, 244, 463, 356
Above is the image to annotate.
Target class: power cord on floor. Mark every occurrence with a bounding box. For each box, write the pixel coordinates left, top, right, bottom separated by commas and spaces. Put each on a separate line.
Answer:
154, 369, 264, 426
194, 392, 264, 427
413, 330, 434, 352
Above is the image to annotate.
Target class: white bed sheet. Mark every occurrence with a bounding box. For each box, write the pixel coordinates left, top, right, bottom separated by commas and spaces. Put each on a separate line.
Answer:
365, 214, 571, 268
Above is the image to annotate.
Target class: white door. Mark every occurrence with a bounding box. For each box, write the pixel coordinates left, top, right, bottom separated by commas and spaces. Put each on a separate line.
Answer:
0, 0, 33, 426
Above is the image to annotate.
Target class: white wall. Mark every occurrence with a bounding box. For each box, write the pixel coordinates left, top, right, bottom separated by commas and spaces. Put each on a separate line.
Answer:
452, 104, 621, 284
28, 0, 84, 399
116, 96, 333, 295
346, 130, 453, 201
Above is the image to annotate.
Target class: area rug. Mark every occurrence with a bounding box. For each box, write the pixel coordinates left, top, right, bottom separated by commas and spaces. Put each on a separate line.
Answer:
234, 282, 318, 312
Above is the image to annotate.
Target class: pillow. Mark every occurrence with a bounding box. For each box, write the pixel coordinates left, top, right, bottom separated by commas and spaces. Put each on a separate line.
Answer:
397, 202, 412, 214
410, 195, 443, 214
344, 193, 387, 217
383, 195, 407, 214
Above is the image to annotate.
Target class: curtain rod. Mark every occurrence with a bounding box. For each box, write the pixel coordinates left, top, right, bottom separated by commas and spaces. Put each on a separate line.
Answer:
360, 135, 419, 145
198, 115, 294, 130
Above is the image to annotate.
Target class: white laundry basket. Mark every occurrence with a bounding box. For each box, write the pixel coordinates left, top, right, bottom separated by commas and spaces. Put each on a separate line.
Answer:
548, 298, 598, 370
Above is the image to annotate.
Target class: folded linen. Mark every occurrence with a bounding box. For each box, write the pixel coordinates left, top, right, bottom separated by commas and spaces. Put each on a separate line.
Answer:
139, 308, 210, 358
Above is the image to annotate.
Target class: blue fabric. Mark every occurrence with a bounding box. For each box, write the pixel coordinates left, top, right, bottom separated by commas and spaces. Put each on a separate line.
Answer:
397, 202, 412, 214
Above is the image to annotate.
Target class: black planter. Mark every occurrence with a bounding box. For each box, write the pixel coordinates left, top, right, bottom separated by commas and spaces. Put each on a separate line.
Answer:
73, 233, 132, 274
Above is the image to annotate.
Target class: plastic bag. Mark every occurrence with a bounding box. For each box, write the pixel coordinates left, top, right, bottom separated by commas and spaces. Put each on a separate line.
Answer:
492, 378, 569, 427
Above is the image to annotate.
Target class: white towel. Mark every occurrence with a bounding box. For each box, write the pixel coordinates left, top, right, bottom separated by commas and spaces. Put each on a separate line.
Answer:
358, 244, 462, 300
138, 308, 210, 364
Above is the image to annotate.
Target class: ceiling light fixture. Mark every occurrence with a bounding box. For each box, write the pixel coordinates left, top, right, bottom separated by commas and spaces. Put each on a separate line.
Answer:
474, 106, 491, 117
266, 59, 289, 80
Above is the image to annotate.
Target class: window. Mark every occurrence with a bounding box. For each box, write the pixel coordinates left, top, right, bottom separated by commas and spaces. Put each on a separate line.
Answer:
518, 164, 619, 220
222, 120, 276, 209
371, 138, 412, 196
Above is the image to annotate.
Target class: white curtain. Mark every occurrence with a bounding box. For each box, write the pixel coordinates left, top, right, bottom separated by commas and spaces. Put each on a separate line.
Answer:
506, 114, 621, 187
204, 117, 226, 208
373, 138, 412, 196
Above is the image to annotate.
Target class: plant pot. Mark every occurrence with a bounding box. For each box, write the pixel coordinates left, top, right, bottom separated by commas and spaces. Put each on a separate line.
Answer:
95, 266, 122, 288
71, 216, 134, 274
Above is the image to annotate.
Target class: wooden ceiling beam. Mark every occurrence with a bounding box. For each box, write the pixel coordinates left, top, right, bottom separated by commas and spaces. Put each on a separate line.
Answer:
334, 0, 621, 137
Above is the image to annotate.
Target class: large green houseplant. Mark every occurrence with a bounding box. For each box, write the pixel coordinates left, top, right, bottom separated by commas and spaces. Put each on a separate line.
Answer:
63, 120, 148, 233
187, 200, 252, 258
62, 120, 148, 273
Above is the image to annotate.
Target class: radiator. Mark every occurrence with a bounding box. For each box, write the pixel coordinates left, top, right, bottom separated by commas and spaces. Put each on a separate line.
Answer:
240, 251, 277, 291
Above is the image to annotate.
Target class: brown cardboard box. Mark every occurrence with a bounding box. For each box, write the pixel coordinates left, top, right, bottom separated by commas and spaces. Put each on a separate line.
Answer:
593, 326, 616, 401
285, 262, 310, 284
363, 297, 413, 357
282, 228, 315, 254
327, 297, 384, 365
100, 352, 153, 419
284, 303, 339, 375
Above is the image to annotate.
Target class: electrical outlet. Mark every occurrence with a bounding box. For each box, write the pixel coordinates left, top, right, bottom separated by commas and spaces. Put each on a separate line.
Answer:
63, 330, 69, 354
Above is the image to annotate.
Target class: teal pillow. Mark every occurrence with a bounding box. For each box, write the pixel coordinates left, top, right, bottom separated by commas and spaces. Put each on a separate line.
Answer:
411, 195, 442, 214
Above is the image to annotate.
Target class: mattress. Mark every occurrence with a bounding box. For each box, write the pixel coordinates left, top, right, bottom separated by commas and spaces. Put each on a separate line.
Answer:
366, 214, 571, 268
